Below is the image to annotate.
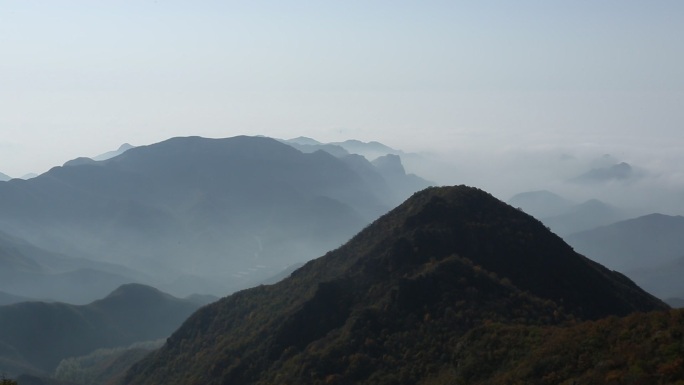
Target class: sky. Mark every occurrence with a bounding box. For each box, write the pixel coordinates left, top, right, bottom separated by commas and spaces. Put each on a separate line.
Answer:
1, 0, 683, 177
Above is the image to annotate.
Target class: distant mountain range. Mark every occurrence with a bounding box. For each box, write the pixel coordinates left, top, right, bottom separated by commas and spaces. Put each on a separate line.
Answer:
508, 190, 630, 236
0, 172, 10, 181
0, 229, 145, 304
92, 143, 135, 161
508, 190, 575, 218
566, 213, 684, 271
0, 136, 431, 299
570, 161, 642, 184
565, 213, 684, 299
282, 137, 432, 203
0, 283, 209, 376
123, 186, 666, 385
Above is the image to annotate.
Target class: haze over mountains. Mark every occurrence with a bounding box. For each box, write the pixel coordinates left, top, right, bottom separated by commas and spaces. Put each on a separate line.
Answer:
565, 213, 684, 301
0, 283, 208, 377
0, 228, 145, 304
0, 136, 430, 301
2, 135, 683, 384
508, 190, 632, 236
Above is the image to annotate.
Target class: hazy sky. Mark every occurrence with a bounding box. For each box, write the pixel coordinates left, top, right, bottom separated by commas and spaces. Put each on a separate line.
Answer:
2, 1, 683, 177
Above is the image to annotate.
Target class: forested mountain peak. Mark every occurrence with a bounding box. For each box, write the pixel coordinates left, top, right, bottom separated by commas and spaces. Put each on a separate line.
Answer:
124, 185, 666, 385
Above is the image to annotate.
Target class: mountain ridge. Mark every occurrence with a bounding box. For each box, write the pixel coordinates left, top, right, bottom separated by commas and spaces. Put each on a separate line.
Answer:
124, 185, 665, 385
0, 136, 412, 298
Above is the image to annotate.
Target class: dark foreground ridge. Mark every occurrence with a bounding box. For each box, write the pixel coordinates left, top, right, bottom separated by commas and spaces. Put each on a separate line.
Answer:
124, 186, 669, 385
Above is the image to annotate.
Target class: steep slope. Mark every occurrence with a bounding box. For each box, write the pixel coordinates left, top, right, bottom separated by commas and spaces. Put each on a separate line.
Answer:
0, 284, 204, 375
0, 172, 10, 182
0, 136, 392, 297
124, 186, 665, 385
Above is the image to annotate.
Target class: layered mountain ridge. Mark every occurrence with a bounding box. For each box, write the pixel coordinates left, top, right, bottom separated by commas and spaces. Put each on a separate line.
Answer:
0, 136, 430, 299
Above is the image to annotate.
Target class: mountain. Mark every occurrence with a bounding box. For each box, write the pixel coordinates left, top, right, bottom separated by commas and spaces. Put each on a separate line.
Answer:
565, 213, 684, 300
565, 213, 684, 272
542, 198, 627, 236
0, 230, 144, 304
508, 191, 628, 235
371, 154, 432, 201
0, 172, 10, 182
282, 138, 431, 203
123, 186, 665, 385
507, 190, 575, 219
666, 298, 684, 308
281, 138, 350, 158
0, 136, 401, 297
285, 136, 322, 146
53, 340, 165, 385
570, 161, 641, 184
437, 309, 684, 385
331, 139, 401, 160
0, 284, 206, 376
617, 255, 684, 300
92, 143, 135, 161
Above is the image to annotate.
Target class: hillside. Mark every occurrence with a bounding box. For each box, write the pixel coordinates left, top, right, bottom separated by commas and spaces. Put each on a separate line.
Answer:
0, 284, 206, 376
0, 136, 412, 298
124, 186, 665, 385
438, 309, 684, 384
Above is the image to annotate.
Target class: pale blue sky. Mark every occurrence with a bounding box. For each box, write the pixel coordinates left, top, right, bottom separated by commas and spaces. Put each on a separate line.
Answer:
1, 1, 683, 176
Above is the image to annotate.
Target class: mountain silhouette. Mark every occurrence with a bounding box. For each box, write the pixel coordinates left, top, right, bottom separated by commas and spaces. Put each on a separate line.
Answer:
0, 172, 10, 182
0, 284, 207, 376
123, 186, 665, 385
